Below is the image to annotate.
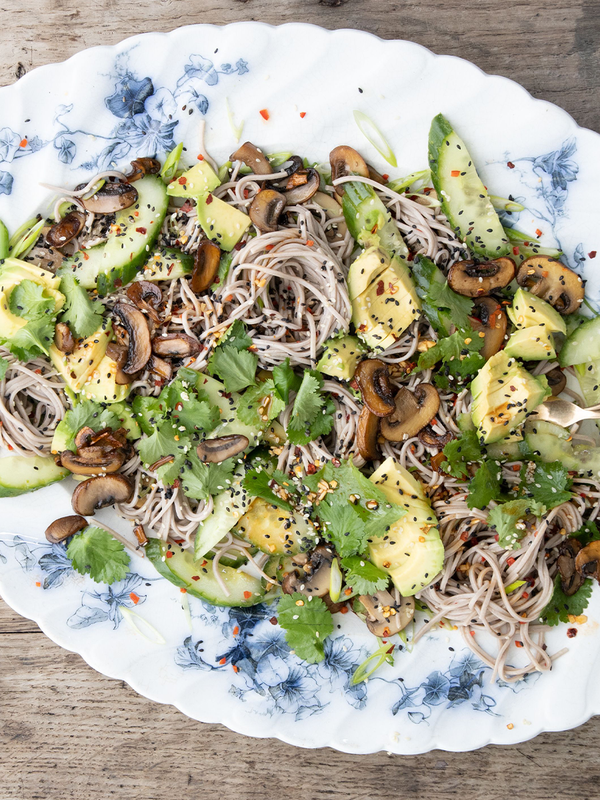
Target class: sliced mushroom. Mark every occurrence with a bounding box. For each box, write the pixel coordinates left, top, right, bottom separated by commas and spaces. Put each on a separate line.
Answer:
546, 367, 567, 397
71, 474, 133, 516
230, 142, 273, 175
88, 427, 129, 450
46, 211, 86, 249
152, 333, 201, 359
190, 240, 221, 294
126, 157, 161, 183
329, 145, 369, 197
59, 447, 126, 475
126, 281, 162, 322
281, 546, 336, 598
557, 538, 585, 596
418, 426, 453, 449
357, 405, 380, 461
469, 297, 508, 360
448, 257, 516, 297
112, 303, 151, 373
81, 181, 138, 214
147, 355, 172, 381
45, 514, 87, 544
249, 189, 286, 233
575, 540, 600, 583
516, 256, 584, 315
196, 435, 249, 463
354, 359, 395, 417
106, 341, 133, 385
74, 426, 95, 449
360, 590, 415, 636
367, 164, 387, 184
380, 384, 440, 442
284, 169, 320, 205
54, 322, 76, 354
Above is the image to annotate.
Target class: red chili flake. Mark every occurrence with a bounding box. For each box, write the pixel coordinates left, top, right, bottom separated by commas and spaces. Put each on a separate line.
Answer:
232, 665, 239, 673
535, 228, 542, 238
306, 463, 317, 475
460, 532, 469, 541
129, 592, 140, 605
135, 227, 147, 234
382, 174, 389, 181
178, 176, 187, 185
197, 154, 204, 161
233, 626, 240, 636
588, 251, 597, 259
34, 368, 42, 375
507, 161, 515, 169
376, 280, 385, 296
349, 379, 359, 391
19, 138, 27, 148
172, 479, 181, 488
306, 239, 314, 247
180, 200, 193, 213
191, 575, 200, 581
259, 109, 270, 120
35, 581, 41, 587
243, 188, 250, 199
219, 657, 227, 665
370, 224, 378, 235
407, 251, 415, 262
83, 252, 90, 261
494, 534, 499, 541
175, 402, 183, 412
234, 241, 245, 251
522, 591, 530, 599
515, 641, 523, 648
470, 631, 475, 636
265, 244, 275, 251
269, 616, 278, 625
567, 628, 578, 638
512, 246, 520, 256
507, 557, 516, 566
450, 170, 461, 177
331, 458, 341, 467
166, 551, 174, 559
180, 587, 187, 594
299, 112, 306, 119
243, 591, 252, 599
205, 194, 213, 205
340, 606, 349, 614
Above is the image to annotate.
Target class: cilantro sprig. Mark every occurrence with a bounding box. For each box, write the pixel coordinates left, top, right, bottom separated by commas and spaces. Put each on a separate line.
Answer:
208, 320, 258, 392
4, 279, 59, 361
277, 593, 334, 663
487, 499, 546, 550
59, 275, 105, 339
411, 255, 473, 336
517, 460, 574, 510
441, 430, 483, 479
418, 329, 485, 390
287, 371, 335, 446
341, 555, 390, 595
66, 526, 130, 584
467, 460, 504, 510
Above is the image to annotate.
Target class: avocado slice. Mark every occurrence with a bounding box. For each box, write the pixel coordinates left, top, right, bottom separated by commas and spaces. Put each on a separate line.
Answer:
166, 160, 220, 198
471, 351, 550, 444
79, 352, 130, 404
316, 334, 365, 380
234, 497, 317, 556
0, 455, 69, 497
348, 247, 421, 351
48, 322, 111, 393
507, 288, 566, 335
195, 193, 251, 252
367, 457, 444, 596
504, 324, 556, 361
0, 258, 65, 341
137, 248, 194, 282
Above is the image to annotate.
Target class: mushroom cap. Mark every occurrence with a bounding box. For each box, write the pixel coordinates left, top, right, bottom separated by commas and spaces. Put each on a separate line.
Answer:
106, 341, 133, 385
190, 240, 221, 295
230, 142, 274, 175
112, 303, 152, 374
46, 211, 86, 249
59, 446, 126, 475
71, 474, 133, 516
126, 281, 162, 322
575, 540, 600, 583
45, 515, 87, 544
147, 355, 173, 381
196, 435, 249, 464
151, 333, 201, 359
418, 425, 453, 449
360, 590, 415, 636
448, 257, 516, 297
126, 157, 161, 182
284, 169, 320, 205
82, 181, 139, 214
516, 256, 584, 315
469, 297, 507, 361
557, 537, 585, 596
249, 189, 286, 233
357, 405, 380, 461
380, 383, 440, 442
281, 546, 336, 598
329, 145, 369, 197
354, 359, 395, 417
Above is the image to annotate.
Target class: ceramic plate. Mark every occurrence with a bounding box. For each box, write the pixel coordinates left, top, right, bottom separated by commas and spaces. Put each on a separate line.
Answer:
1, 23, 599, 754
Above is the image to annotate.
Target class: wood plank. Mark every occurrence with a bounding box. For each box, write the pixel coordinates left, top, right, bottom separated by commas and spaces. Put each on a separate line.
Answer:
0, 627, 599, 800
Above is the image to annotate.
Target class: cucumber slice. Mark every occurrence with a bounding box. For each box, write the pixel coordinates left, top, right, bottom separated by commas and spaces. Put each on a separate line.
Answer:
0, 455, 69, 497
559, 315, 600, 366
429, 114, 510, 258
575, 361, 600, 423
194, 466, 250, 559
58, 175, 168, 295
146, 538, 273, 607
137, 248, 194, 282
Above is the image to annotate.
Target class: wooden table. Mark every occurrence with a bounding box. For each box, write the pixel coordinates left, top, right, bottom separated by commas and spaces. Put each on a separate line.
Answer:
1, 3, 599, 797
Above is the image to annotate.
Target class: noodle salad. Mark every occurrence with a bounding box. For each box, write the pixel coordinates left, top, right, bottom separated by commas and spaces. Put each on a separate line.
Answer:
1, 113, 599, 685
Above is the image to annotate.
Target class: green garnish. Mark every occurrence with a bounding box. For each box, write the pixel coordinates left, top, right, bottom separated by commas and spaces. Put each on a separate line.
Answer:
487, 499, 546, 550
286, 371, 335, 446
59, 275, 105, 339
341, 555, 390, 595
66, 526, 130, 584
277, 593, 334, 663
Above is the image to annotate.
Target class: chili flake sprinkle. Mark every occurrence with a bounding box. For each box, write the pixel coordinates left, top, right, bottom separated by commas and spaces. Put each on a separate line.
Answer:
259, 109, 270, 120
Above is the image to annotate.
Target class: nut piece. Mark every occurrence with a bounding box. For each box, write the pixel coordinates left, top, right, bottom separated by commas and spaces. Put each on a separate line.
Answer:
357, 405, 380, 461
354, 359, 395, 417
196, 435, 250, 464
71, 474, 133, 516
380, 383, 440, 442
516, 256, 584, 314
45, 515, 87, 544
329, 145, 369, 197
359, 590, 415, 636
448, 257, 516, 297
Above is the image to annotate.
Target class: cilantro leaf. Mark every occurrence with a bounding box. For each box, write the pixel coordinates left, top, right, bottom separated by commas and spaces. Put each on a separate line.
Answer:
131, 394, 170, 436
541, 575, 593, 626
428, 281, 473, 331
277, 593, 334, 663
411, 255, 473, 335
9, 280, 55, 319
238, 380, 286, 428
572, 520, 600, 546
272, 358, 301, 403
287, 372, 335, 446
180, 458, 235, 501
418, 329, 485, 389
467, 460, 503, 509
56, 400, 120, 452
208, 345, 258, 392
220, 319, 252, 350
441, 430, 483, 479
518, 460, 573, 509
242, 467, 296, 511
66, 526, 130, 584
341, 556, 390, 595
0, 355, 9, 380
138, 421, 190, 469
6, 316, 56, 361
487, 499, 546, 550
59, 275, 105, 339
172, 395, 221, 433
318, 502, 369, 557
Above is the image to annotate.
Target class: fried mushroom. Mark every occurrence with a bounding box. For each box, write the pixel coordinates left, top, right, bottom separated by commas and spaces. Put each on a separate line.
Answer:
380, 384, 440, 441
516, 256, 584, 315
448, 257, 516, 297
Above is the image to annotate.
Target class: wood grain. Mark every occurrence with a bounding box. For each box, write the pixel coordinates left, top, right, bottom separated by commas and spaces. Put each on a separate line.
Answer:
0, 3, 599, 797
